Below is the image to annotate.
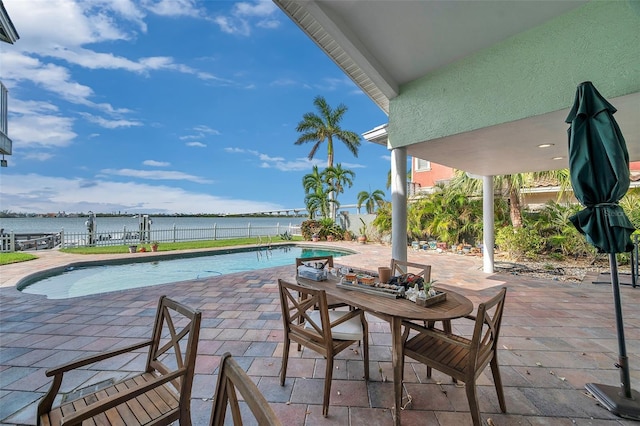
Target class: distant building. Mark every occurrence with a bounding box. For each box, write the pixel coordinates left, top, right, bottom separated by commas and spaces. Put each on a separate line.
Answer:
0, 0, 20, 167
411, 158, 640, 209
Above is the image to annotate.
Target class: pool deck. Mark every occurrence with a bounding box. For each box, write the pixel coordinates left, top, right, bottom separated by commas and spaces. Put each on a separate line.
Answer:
2, 242, 640, 425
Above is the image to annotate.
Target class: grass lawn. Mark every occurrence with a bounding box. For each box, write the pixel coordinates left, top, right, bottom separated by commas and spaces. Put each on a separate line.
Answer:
0, 236, 303, 265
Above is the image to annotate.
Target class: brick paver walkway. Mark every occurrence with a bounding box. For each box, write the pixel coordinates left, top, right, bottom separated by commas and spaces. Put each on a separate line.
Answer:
1, 243, 639, 425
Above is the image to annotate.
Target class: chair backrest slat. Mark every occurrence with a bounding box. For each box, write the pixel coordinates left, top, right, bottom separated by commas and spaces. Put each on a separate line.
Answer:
278, 279, 331, 345
147, 296, 201, 402
389, 259, 432, 283
210, 353, 282, 426
468, 288, 507, 368
296, 255, 334, 270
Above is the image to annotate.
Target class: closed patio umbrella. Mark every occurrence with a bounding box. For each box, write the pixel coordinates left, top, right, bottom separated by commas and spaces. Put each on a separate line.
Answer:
567, 81, 638, 419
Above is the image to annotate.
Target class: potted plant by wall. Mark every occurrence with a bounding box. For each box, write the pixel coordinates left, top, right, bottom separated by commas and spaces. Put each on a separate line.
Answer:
128, 245, 137, 253
343, 230, 353, 242
357, 218, 367, 244
151, 241, 159, 252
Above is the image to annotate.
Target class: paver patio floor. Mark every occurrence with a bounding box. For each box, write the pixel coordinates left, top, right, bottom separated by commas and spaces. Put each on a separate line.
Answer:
1, 242, 640, 425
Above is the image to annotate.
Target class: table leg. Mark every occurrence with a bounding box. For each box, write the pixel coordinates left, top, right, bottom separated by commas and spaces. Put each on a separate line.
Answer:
391, 317, 402, 426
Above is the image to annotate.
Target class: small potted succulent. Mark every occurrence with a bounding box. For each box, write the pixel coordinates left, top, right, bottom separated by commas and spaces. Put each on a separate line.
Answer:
151, 241, 159, 252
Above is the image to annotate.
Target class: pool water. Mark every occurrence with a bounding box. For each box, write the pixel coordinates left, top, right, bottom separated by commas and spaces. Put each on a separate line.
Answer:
20, 246, 352, 300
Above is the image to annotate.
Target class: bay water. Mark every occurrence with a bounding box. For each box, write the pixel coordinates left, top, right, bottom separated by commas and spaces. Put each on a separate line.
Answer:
0, 216, 306, 234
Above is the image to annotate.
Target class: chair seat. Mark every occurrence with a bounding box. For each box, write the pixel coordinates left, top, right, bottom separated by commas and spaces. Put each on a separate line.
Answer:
404, 328, 473, 374
39, 372, 180, 426
306, 310, 364, 340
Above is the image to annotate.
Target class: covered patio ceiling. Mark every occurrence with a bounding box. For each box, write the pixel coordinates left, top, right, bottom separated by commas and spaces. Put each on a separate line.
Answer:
274, 0, 639, 176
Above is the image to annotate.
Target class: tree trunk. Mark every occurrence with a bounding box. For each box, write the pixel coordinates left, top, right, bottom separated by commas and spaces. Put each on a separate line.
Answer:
508, 183, 523, 228
327, 150, 336, 221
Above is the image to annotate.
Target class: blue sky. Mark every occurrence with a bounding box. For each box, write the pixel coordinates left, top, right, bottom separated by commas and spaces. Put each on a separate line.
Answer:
0, 0, 389, 215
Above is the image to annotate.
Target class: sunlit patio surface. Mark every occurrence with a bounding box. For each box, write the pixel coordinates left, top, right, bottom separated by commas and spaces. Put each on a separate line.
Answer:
2, 243, 640, 425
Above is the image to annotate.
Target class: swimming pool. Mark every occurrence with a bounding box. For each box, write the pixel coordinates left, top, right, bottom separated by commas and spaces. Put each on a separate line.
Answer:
19, 245, 354, 299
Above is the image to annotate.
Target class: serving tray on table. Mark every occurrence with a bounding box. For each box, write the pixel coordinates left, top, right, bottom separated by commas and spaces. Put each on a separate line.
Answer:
336, 280, 405, 299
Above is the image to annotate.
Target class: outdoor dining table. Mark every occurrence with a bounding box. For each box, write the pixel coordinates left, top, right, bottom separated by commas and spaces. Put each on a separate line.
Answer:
295, 273, 474, 425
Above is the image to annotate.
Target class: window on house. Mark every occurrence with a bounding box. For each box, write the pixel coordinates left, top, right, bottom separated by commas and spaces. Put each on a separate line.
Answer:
415, 158, 431, 171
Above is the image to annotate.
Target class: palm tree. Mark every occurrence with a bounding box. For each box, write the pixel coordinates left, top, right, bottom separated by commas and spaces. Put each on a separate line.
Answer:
324, 164, 355, 206
357, 189, 386, 214
449, 169, 572, 229
302, 166, 324, 195
305, 191, 331, 219
295, 96, 361, 167
295, 96, 361, 219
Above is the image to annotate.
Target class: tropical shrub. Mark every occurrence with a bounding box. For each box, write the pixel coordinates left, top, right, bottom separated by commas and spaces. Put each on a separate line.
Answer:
318, 218, 344, 240
495, 225, 545, 261
372, 201, 392, 235
300, 220, 322, 240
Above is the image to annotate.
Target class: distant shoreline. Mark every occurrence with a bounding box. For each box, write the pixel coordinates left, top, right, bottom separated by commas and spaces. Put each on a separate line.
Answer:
0, 213, 309, 219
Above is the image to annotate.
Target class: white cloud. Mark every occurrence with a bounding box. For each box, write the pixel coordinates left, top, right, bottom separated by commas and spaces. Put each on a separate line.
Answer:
180, 125, 221, 141
22, 152, 56, 162
80, 113, 143, 129
142, 0, 201, 18
0, 173, 282, 214
193, 125, 220, 135
9, 99, 77, 149
100, 168, 212, 184
224, 147, 324, 171
212, 0, 279, 36
143, 160, 170, 167
186, 142, 207, 148
233, 0, 277, 17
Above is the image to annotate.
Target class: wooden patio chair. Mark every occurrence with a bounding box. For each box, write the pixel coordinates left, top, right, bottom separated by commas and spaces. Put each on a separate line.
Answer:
37, 295, 201, 426
210, 352, 281, 426
401, 287, 508, 426
390, 259, 436, 328
277, 279, 369, 417
389, 258, 432, 284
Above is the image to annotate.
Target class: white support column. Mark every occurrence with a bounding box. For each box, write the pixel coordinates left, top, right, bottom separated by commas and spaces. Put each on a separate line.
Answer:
483, 175, 495, 273
391, 147, 407, 262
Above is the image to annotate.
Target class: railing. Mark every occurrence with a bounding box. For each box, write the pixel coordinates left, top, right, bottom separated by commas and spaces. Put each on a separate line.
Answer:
0, 224, 301, 252
1, 232, 62, 252
61, 223, 302, 248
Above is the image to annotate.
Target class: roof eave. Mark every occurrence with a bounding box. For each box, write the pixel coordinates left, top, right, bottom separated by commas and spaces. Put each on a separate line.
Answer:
0, 1, 19, 44
273, 0, 395, 114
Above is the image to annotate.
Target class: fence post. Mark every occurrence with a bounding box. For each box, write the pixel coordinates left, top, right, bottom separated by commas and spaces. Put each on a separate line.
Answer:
213, 223, 217, 241
277, 223, 280, 235
248, 223, 251, 238
60, 229, 65, 249
173, 224, 177, 243
10, 231, 15, 252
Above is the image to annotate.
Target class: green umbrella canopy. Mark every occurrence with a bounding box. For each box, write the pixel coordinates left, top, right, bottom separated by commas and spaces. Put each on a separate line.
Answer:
566, 81, 636, 254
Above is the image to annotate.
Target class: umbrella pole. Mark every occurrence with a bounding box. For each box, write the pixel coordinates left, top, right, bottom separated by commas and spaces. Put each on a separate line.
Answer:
609, 255, 632, 398
585, 254, 640, 419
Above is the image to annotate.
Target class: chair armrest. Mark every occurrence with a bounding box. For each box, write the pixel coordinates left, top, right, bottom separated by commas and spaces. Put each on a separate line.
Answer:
38, 339, 153, 421
46, 339, 152, 377
59, 368, 186, 426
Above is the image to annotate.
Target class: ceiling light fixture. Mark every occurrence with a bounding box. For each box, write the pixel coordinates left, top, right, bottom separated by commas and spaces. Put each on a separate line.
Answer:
538, 143, 554, 148
552, 156, 564, 160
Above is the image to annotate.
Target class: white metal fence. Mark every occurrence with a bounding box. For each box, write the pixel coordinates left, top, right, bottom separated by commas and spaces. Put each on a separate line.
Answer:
1, 223, 302, 251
